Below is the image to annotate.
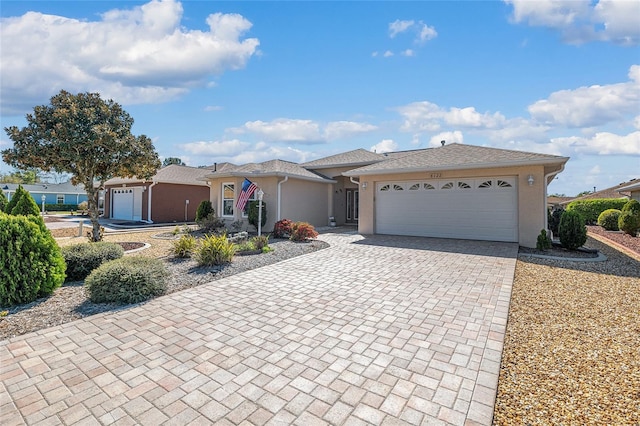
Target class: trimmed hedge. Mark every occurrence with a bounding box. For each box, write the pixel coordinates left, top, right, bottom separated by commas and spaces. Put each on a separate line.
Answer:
0, 212, 66, 306
61, 242, 124, 282
565, 198, 629, 225
597, 209, 621, 231
45, 204, 79, 212
619, 200, 640, 236
85, 257, 168, 304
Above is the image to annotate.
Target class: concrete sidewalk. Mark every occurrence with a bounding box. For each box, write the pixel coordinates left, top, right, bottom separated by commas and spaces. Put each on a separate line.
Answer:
1, 233, 518, 425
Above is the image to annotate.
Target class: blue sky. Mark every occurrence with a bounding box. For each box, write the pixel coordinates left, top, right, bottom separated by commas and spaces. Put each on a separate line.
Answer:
1, 0, 638, 197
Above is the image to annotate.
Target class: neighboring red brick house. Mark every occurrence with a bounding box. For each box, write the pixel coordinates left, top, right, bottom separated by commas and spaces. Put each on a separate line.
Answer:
104, 165, 212, 223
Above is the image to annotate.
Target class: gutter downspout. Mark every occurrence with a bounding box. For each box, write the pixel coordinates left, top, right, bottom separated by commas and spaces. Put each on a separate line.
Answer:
350, 177, 360, 186
544, 164, 565, 232
277, 176, 288, 220
147, 181, 158, 223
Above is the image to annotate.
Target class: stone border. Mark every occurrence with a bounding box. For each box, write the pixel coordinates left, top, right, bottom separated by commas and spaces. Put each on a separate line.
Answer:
124, 242, 151, 254
518, 251, 607, 262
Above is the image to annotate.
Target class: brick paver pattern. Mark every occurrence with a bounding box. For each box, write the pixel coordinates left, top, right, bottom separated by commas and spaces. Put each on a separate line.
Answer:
1, 233, 517, 425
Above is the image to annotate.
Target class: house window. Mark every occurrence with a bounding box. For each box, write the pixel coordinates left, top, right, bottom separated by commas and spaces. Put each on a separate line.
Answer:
479, 180, 493, 188
423, 183, 435, 190
56, 194, 64, 204
241, 191, 257, 217
222, 183, 234, 217
497, 180, 512, 188
441, 182, 454, 189
458, 181, 471, 189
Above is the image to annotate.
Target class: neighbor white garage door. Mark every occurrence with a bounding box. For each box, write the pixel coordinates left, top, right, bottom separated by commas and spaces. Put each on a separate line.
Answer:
111, 188, 143, 221
375, 177, 518, 242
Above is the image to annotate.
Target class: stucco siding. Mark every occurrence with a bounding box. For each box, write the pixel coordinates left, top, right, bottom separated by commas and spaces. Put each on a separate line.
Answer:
280, 179, 329, 228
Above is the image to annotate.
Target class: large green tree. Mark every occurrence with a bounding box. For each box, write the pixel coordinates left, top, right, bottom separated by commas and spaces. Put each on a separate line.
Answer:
3, 90, 160, 241
162, 157, 185, 167
0, 168, 42, 184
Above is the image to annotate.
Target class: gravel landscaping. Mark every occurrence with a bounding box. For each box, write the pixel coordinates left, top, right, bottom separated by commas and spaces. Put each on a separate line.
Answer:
493, 236, 640, 425
0, 230, 328, 340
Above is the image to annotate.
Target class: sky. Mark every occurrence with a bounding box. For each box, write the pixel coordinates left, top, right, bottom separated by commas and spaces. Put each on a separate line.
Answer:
1, 0, 639, 197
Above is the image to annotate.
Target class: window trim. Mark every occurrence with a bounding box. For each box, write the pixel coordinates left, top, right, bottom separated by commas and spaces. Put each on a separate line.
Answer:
56, 194, 64, 204
222, 182, 235, 217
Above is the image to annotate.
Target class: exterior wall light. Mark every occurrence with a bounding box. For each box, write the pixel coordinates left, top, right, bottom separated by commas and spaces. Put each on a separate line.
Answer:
527, 175, 534, 186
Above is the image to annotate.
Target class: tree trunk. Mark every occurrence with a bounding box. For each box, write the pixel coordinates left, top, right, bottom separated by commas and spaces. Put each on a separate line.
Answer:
84, 183, 102, 242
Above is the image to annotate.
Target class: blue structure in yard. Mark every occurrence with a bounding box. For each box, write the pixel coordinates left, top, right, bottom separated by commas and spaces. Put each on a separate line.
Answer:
1, 182, 89, 208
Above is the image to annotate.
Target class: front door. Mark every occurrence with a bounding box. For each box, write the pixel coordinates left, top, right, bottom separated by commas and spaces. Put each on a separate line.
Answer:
346, 189, 359, 223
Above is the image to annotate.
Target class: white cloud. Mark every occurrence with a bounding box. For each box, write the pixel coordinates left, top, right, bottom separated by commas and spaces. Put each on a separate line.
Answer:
233, 119, 323, 144
550, 130, 640, 155
0, 0, 260, 114
180, 139, 249, 156
589, 165, 602, 174
400, 49, 415, 57
634, 116, 640, 130
371, 139, 398, 153
383, 50, 394, 58
389, 20, 415, 38
417, 22, 438, 43
204, 105, 223, 112
371, 51, 379, 57
528, 64, 640, 127
505, 0, 640, 45
429, 131, 464, 147
324, 121, 378, 140
398, 101, 507, 133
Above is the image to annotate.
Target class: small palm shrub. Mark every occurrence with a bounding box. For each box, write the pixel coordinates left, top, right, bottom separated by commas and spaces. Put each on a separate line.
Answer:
197, 213, 225, 233
195, 234, 236, 266
62, 242, 124, 282
273, 219, 293, 238
172, 234, 197, 258
597, 209, 622, 231
85, 257, 168, 304
558, 210, 587, 250
0, 212, 66, 306
196, 200, 214, 222
536, 229, 552, 251
252, 235, 270, 251
290, 222, 318, 242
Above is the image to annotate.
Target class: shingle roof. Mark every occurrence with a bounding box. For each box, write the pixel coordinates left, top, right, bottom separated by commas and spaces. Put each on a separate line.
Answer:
1, 182, 86, 194
105, 165, 210, 186
617, 179, 640, 192
205, 159, 334, 183
343, 143, 568, 176
559, 179, 636, 205
301, 149, 387, 169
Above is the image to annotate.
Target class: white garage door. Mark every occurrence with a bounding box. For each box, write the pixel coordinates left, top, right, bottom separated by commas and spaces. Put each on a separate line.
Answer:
112, 188, 134, 220
376, 177, 518, 242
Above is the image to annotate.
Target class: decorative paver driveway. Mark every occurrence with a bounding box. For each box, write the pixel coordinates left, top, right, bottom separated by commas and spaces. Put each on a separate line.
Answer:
1, 232, 517, 425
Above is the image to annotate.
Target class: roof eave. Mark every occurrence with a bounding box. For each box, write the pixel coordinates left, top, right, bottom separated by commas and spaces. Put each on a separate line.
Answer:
204, 171, 336, 184
302, 160, 383, 170
343, 157, 569, 177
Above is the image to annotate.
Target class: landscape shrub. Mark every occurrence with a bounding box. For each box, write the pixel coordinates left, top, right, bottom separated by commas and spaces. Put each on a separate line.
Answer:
45, 203, 79, 212
251, 235, 270, 251
0, 212, 66, 306
77, 201, 89, 211
11, 191, 42, 216
621, 199, 640, 215
172, 234, 197, 258
195, 234, 236, 266
290, 222, 319, 242
61, 242, 124, 282
536, 229, 552, 251
558, 210, 588, 250
0, 188, 7, 212
273, 219, 293, 238
4, 185, 27, 214
597, 209, 621, 231
196, 200, 214, 222
547, 208, 564, 237
85, 257, 167, 304
566, 198, 629, 225
618, 212, 640, 236
247, 200, 267, 230
197, 213, 225, 233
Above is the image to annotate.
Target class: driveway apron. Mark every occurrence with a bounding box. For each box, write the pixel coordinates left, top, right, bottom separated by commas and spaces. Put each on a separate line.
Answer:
1, 232, 518, 425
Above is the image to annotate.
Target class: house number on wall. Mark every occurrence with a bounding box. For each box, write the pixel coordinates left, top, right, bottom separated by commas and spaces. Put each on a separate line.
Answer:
430, 173, 442, 178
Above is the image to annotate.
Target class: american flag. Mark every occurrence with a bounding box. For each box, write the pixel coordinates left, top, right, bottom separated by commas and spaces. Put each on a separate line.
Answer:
236, 178, 258, 211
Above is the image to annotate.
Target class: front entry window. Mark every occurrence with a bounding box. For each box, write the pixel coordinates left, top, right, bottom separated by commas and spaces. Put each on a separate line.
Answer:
222, 183, 234, 217
346, 189, 359, 222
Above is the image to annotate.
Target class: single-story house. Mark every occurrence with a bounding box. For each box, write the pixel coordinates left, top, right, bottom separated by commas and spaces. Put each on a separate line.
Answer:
618, 179, 640, 202
104, 165, 212, 223
204, 143, 569, 248
558, 179, 634, 207
1, 182, 89, 208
